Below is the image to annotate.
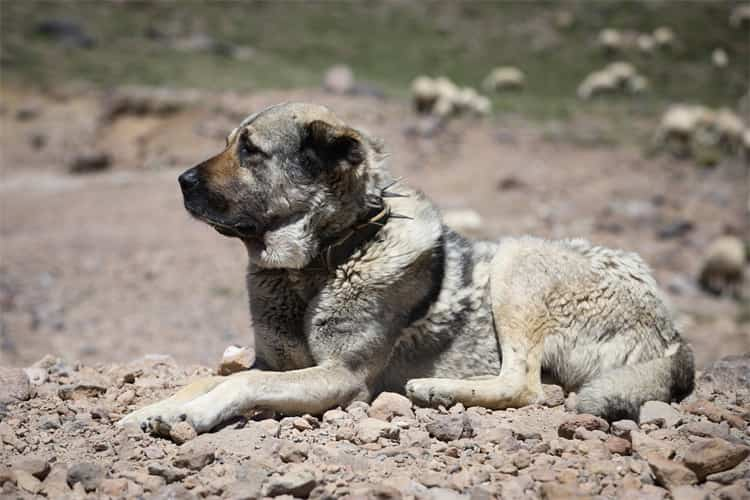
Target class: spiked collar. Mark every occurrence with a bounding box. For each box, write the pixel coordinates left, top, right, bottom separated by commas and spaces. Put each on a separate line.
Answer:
316, 203, 391, 271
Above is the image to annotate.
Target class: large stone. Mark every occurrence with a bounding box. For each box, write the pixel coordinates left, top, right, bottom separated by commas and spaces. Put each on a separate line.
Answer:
631, 431, 676, 459
682, 438, 750, 480
0, 368, 31, 404
67, 463, 104, 492
14, 470, 42, 494
557, 414, 609, 439
356, 417, 400, 444
639, 401, 683, 427
40, 466, 70, 497
426, 413, 473, 442
647, 455, 698, 489
369, 392, 414, 421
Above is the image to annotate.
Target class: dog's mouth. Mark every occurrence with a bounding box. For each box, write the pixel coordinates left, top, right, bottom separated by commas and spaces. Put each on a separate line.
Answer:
185, 204, 263, 240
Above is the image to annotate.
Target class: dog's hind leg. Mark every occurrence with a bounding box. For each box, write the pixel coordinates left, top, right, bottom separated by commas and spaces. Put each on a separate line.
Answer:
406, 239, 553, 409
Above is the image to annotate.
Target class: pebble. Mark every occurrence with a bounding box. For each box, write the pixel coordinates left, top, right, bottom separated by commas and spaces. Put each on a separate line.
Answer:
173, 443, 215, 471
169, 421, 197, 444
606, 436, 632, 455
611, 419, 639, 440
356, 417, 400, 444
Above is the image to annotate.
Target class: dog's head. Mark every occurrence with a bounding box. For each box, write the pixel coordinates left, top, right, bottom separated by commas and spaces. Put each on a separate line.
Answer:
179, 102, 389, 269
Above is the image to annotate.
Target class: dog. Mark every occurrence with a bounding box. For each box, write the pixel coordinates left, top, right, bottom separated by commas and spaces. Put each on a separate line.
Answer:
119, 102, 694, 435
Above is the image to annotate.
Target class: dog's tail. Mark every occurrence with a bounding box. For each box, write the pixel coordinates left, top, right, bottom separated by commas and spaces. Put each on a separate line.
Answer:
575, 339, 695, 421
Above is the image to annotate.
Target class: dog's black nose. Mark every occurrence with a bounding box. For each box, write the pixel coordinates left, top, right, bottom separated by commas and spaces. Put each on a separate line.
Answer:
179, 169, 199, 191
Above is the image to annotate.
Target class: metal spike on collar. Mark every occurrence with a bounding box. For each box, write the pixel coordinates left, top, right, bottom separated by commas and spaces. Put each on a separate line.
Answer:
389, 212, 414, 220
380, 177, 409, 199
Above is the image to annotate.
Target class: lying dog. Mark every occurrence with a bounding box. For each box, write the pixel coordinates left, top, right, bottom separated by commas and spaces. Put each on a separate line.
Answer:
120, 102, 694, 434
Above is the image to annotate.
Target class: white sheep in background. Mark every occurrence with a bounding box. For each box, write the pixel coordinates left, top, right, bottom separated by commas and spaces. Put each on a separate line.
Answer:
482, 67, 525, 92
411, 75, 491, 118
577, 62, 648, 99
653, 27, 677, 50
597, 28, 623, 52
712, 48, 729, 68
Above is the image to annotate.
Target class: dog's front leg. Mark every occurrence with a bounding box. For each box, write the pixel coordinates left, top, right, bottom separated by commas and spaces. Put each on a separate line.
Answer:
167, 363, 364, 433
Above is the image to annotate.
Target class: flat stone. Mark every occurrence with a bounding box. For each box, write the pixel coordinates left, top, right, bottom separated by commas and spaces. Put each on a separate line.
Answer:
542, 385, 566, 407
148, 464, 188, 484
58, 382, 107, 400
611, 419, 639, 440
14, 470, 41, 494
631, 431, 676, 459
682, 438, 750, 480
640, 401, 683, 428
279, 441, 309, 463
678, 421, 730, 440
606, 436, 632, 455
558, 414, 609, 439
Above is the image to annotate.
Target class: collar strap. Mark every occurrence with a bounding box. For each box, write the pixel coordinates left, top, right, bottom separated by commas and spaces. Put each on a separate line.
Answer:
318, 204, 390, 271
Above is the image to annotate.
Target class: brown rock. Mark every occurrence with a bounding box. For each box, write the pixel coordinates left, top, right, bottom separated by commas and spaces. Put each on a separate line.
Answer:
683, 399, 746, 430
68, 151, 112, 174
0, 368, 31, 404
647, 454, 698, 489
218, 345, 255, 375
558, 414, 609, 439
715, 481, 750, 500
369, 392, 415, 421
682, 438, 750, 480
606, 436, 632, 455
100, 478, 129, 497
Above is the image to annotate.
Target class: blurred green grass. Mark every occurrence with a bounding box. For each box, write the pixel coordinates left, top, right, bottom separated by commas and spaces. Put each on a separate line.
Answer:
2, 1, 748, 122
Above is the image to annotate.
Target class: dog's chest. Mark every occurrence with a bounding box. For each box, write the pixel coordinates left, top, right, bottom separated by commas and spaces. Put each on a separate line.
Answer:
285, 269, 329, 302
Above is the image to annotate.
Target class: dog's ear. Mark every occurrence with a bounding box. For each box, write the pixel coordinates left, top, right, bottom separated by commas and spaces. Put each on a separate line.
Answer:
303, 120, 366, 168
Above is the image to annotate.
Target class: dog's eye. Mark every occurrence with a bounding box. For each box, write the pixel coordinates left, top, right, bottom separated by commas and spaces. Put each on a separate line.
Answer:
238, 134, 265, 163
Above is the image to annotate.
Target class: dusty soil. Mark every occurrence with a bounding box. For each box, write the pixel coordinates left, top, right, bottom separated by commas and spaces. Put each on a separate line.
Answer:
1, 85, 749, 498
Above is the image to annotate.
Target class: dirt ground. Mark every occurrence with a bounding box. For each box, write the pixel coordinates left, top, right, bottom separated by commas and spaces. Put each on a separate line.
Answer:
1, 86, 748, 369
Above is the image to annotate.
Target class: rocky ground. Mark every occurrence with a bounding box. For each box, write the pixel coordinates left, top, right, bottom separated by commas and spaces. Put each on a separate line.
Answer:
1, 352, 749, 499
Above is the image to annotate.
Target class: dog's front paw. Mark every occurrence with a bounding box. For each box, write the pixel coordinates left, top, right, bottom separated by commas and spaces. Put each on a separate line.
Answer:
405, 378, 457, 408
117, 402, 186, 436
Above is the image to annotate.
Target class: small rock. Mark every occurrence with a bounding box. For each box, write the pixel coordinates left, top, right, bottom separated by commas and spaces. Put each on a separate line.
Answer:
292, 417, 313, 431
606, 436, 632, 455
67, 463, 103, 492
39, 414, 61, 430
426, 413, 473, 442
116, 389, 136, 405
152, 483, 197, 500
683, 399, 746, 430
14, 470, 42, 494
279, 441, 309, 463
679, 421, 730, 440
558, 414, 609, 439
23, 367, 48, 386
669, 485, 710, 500
323, 64, 355, 95
100, 478, 129, 497
369, 392, 415, 421
640, 401, 683, 427
356, 417, 400, 444
0, 368, 31, 404
11, 456, 50, 480
540, 482, 593, 499
542, 385, 565, 407
58, 382, 107, 400
647, 454, 698, 489
68, 152, 111, 174
682, 438, 750, 480
612, 419, 639, 440
40, 466, 70, 497
322, 408, 349, 424
169, 420, 197, 444
218, 345, 255, 375
173, 443, 215, 471
144, 445, 166, 459
265, 468, 316, 498
631, 431, 677, 459
224, 479, 265, 500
